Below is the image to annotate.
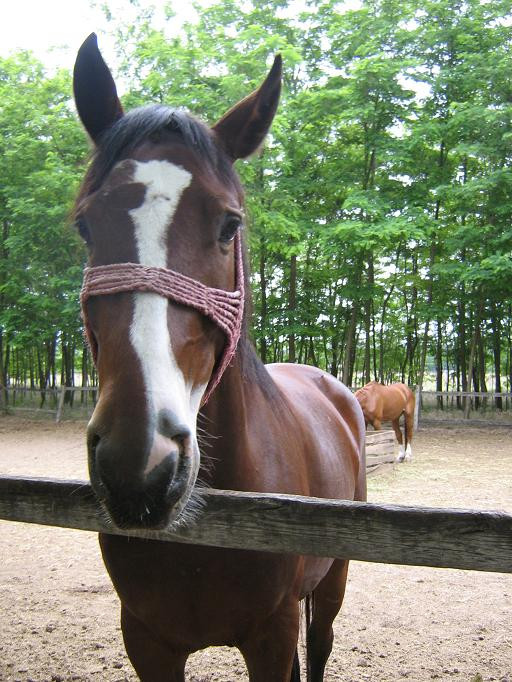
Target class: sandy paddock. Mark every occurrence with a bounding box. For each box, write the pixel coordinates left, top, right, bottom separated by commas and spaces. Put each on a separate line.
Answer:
0, 416, 511, 682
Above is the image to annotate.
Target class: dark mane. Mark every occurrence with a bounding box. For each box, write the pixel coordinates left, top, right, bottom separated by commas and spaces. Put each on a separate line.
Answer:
74, 103, 278, 402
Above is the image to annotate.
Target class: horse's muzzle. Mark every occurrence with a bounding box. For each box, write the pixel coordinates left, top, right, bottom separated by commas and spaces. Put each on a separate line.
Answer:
87, 426, 196, 530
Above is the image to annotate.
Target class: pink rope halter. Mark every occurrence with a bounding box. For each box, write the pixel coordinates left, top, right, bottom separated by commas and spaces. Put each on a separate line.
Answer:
80, 234, 245, 405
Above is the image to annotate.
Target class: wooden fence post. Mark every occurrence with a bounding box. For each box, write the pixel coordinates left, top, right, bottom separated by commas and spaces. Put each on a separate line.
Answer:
55, 387, 67, 424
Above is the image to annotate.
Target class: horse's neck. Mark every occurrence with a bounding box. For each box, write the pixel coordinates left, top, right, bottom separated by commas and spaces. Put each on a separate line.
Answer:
199, 346, 275, 490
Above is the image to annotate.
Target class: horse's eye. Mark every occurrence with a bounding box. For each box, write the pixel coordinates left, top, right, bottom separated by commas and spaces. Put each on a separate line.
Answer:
219, 214, 242, 244
76, 217, 91, 245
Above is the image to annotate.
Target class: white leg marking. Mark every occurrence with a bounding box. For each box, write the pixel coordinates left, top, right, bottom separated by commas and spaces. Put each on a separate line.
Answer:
128, 160, 206, 474
405, 443, 413, 461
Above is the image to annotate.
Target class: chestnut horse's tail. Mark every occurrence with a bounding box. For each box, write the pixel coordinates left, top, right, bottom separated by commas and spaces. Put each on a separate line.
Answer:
404, 407, 410, 450
404, 389, 415, 452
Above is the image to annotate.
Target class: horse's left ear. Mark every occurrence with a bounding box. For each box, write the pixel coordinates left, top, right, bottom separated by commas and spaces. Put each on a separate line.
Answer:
73, 33, 124, 144
212, 55, 282, 161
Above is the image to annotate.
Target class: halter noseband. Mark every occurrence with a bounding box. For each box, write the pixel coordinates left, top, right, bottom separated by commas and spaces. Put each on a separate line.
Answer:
80, 233, 245, 405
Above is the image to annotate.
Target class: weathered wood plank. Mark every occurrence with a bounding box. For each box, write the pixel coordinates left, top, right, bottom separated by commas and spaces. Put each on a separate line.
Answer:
366, 462, 394, 477
0, 475, 511, 573
366, 443, 395, 455
366, 435, 395, 446
366, 443, 396, 457
365, 430, 396, 445
366, 453, 395, 466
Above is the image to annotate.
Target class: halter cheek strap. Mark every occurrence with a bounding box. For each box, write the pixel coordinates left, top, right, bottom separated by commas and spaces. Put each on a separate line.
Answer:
80, 233, 245, 405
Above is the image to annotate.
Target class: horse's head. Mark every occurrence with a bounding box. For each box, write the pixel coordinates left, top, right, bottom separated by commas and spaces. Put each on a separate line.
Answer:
73, 34, 281, 530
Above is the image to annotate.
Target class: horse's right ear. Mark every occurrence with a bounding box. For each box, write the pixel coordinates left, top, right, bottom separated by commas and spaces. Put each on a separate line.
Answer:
73, 33, 123, 144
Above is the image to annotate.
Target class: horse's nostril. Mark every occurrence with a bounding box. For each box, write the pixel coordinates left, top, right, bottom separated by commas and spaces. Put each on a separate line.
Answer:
158, 408, 191, 444
86, 429, 117, 497
88, 431, 101, 452
87, 429, 101, 468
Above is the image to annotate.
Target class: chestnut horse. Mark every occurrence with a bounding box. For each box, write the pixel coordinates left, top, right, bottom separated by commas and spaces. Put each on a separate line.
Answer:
73, 34, 365, 682
355, 381, 415, 461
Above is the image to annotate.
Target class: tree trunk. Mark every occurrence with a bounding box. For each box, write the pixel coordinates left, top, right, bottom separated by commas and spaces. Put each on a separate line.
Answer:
46, 336, 57, 390
364, 253, 374, 383
259, 236, 268, 364
364, 298, 371, 384
29, 348, 35, 389
464, 299, 484, 419
491, 302, 503, 410
407, 251, 419, 385
287, 254, 297, 363
477, 323, 487, 411
457, 293, 468, 411
0, 218, 9, 409
329, 334, 339, 378
37, 345, 47, 407
307, 337, 317, 366
379, 281, 396, 382
342, 262, 362, 387
342, 306, 358, 387
436, 318, 443, 409
416, 241, 436, 402
0, 330, 6, 411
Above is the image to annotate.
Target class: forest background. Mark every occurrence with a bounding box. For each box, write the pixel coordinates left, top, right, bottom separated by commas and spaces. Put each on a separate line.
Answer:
1, 0, 512, 408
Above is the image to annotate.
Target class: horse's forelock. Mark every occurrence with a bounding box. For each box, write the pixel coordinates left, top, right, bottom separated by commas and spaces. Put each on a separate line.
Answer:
74, 105, 237, 214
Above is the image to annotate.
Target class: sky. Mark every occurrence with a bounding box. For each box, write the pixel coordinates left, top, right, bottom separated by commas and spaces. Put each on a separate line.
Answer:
0, 0, 318, 72
2, 1, 112, 68
0, 0, 198, 72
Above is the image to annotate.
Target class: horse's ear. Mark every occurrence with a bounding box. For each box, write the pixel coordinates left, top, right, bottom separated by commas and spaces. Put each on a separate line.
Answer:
212, 55, 282, 161
73, 33, 124, 144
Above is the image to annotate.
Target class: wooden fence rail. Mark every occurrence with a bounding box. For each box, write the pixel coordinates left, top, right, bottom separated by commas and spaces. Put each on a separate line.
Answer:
1, 475, 511, 574
413, 388, 512, 428
2, 387, 512, 424
421, 390, 512, 398
0, 386, 98, 422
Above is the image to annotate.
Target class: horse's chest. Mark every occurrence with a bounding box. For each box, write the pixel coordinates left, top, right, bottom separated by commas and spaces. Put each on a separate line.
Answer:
100, 535, 300, 648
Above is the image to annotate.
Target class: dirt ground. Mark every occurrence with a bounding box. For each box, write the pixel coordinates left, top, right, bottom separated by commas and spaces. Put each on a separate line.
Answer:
0, 416, 511, 682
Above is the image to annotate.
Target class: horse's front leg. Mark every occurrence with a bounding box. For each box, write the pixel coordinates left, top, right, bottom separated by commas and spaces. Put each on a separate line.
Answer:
121, 605, 188, 682
239, 599, 300, 682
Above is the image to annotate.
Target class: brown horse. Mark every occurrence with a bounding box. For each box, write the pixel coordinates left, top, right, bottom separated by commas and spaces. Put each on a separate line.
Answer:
73, 34, 366, 682
355, 381, 415, 462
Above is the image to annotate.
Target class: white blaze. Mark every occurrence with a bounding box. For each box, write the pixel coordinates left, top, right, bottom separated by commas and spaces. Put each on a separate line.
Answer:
128, 160, 205, 472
